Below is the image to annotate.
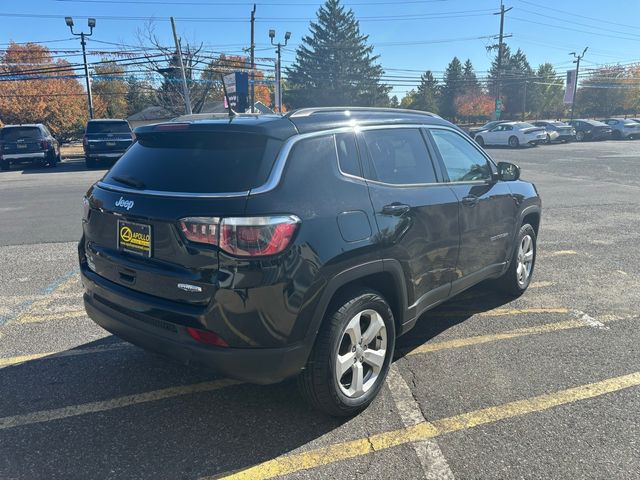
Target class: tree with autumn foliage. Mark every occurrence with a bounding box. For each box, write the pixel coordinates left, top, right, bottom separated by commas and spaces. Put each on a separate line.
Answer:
0, 42, 88, 142
455, 93, 494, 122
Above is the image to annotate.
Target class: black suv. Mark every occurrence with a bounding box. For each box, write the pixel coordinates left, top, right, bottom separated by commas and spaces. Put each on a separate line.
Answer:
0, 124, 60, 170
83, 119, 134, 169
79, 108, 541, 415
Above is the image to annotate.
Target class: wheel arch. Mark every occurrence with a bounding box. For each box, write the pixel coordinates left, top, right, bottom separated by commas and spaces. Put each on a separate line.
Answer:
305, 259, 409, 345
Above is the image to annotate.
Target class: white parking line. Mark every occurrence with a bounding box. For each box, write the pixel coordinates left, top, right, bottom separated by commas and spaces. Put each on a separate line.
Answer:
386, 364, 455, 479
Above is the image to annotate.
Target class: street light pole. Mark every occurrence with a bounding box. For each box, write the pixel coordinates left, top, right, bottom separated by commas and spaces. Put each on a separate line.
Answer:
269, 29, 290, 113
569, 47, 588, 121
65, 16, 95, 119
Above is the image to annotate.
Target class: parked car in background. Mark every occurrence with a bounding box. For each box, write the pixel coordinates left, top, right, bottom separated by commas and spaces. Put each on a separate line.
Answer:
468, 120, 507, 137
531, 120, 576, 143
602, 118, 640, 139
474, 122, 547, 148
630, 118, 640, 124
83, 119, 134, 169
0, 124, 60, 171
567, 119, 612, 142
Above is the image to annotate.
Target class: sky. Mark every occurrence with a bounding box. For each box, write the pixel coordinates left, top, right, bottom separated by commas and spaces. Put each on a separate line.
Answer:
2, 0, 640, 98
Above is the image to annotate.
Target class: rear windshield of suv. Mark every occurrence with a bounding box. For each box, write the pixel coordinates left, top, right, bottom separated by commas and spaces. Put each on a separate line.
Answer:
86, 121, 131, 134
1, 127, 42, 141
103, 131, 281, 193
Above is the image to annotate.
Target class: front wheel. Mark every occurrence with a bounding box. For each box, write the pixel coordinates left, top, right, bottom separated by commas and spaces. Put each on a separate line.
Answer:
495, 224, 536, 296
508, 136, 520, 148
475, 135, 485, 147
576, 131, 585, 142
545, 134, 552, 144
298, 289, 395, 416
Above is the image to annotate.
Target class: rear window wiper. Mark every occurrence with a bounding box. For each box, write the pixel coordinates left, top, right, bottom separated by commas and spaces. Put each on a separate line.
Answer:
112, 175, 146, 189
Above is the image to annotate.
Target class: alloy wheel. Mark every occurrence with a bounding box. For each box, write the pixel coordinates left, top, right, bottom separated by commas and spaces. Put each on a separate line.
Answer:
335, 309, 387, 399
516, 234, 534, 287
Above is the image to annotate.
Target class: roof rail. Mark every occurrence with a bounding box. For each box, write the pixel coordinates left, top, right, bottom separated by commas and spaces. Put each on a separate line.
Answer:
286, 107, 437, 118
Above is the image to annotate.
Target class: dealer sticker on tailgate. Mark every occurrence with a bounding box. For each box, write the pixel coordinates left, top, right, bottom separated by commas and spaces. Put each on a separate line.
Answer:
117, 220, 152, 257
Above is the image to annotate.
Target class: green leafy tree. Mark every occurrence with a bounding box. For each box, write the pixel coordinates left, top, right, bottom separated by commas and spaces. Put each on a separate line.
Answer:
410, 70, 440, 113
488, 46, 533, 118
285, 0, 390, 107
125, 75, 154, 116
577, 65, 627, 117
461, 59, 480, 95
440, 57, 464, 120
92, 61, 128, 118
530, 63, 564, 118
389, 95, 399, 108
400, 89, 417, 108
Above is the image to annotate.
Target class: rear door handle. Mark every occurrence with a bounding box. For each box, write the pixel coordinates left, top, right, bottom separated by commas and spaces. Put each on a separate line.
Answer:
382, 203, 411, 216
462, 195, 479, 207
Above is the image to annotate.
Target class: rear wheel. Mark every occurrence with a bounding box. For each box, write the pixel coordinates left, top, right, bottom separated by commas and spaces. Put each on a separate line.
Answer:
508, 136, 520, 148
0, 160, 10, 171
46, 150, 57, 167
612, 130, 622, 140
545, 133, 552, 144
495, 223, 536, 296
298, 289, 395, 416
576, 131, 585, 142
475, 135, 485, 147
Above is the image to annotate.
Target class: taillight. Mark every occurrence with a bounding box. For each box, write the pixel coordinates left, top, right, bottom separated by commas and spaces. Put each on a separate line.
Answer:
186, 326, 228, 347
178, 215, 300, 257
82, 136, 88, 148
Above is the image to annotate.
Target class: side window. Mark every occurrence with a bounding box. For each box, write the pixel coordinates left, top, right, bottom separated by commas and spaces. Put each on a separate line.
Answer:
335, 132, 361, 177
361, 128, 437, 185
430, 129, 492, 182
505, 125, 513, 131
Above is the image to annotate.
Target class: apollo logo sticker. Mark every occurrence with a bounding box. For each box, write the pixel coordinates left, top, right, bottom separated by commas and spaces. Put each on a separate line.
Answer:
115, 197, 134, 210
118, 220, 151, 257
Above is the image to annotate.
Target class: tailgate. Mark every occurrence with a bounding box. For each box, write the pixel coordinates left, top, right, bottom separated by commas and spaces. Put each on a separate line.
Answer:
82, 184, 246, 305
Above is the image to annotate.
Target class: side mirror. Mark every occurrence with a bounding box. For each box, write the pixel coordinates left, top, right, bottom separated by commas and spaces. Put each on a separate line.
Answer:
497, 161, 520, 181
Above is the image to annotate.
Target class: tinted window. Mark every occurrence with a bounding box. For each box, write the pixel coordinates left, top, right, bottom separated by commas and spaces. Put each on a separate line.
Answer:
336, 132, 361, 177
86, 121, 131, 134
361, 128, 436, 184
430, 129, 492, 182
1, 127, 42, 141
103, 132, 281, 193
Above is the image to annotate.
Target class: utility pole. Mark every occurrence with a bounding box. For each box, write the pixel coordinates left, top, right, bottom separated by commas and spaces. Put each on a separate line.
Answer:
521, 79, 527, 121
250, 4, 256, 113
493, 1, 512, 119
269, 29, 290, 113
569, 47, 588, 121
170, 16, 193, 115
65, 17, 96, 119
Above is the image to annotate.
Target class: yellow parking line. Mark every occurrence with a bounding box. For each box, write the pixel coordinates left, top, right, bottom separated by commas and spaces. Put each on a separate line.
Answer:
0, 379, 241, 431
0, 344, 130, 368
17, 310, 87, 324
434, 307, 569, 318
210, 371, 640, 480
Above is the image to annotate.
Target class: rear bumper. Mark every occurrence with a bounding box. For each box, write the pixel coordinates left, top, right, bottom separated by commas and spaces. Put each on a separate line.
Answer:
556, 134, 575, 141
85, 152, 126, 159
1, 152, 46, 161
81, 266, 311, 384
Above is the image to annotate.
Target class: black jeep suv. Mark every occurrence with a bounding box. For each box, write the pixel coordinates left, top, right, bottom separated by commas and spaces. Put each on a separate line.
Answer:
79, 108, 541, 416
83, 119, 134, 169
0, 124, 60, 170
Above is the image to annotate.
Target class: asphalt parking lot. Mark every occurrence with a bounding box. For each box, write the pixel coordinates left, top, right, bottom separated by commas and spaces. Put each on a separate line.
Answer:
1, 141, 639, 479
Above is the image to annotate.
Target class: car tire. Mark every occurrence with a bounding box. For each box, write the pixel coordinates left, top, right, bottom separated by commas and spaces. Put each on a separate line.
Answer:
508, 136, 519, 148
545, 134, 552, 144
298, 289, 396, 417
85, 157, 97, 169
576, 131, 585, 141
612, 130, 621, 140
46, 150, 57, 168
475, 135, 485, 147
0, 160, 10, 171
495, 223, 537, 297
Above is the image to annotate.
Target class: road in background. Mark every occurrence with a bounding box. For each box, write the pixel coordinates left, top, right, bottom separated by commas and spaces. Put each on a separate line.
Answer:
1, 141, 639, 479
